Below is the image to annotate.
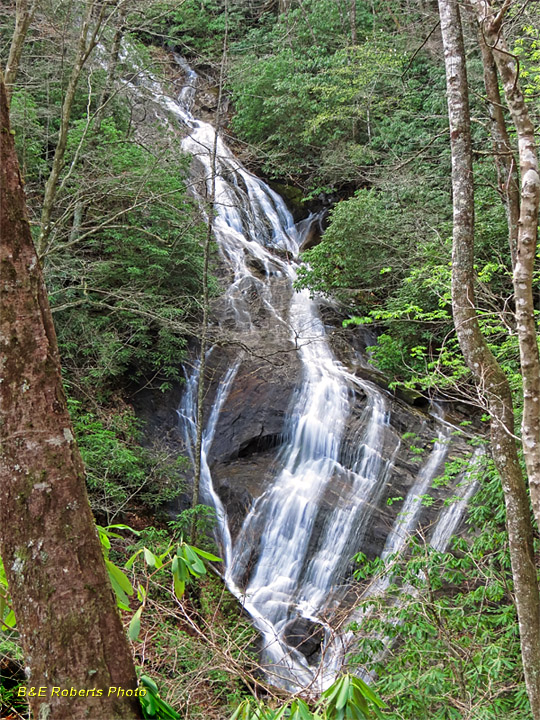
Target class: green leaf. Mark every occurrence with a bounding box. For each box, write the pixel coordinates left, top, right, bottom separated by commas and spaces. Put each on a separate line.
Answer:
105, 559, 134, 596
191, 546, 222, 562
1, 609, 16, 630
272, 705, 289, 720
140, 675, 159, 693
173, 573, 185, 599
336, 676, 351, 710
296, 699, 315, 719
128, 605, 143, 641
96, 525, 111, 550
352, 677, 386, 708
105, 559, 134, 608
125, 548, 143, 570
144, 547, 157, 568
141, 690, 157, 717
107, 523, 140, 535
182, 543, 206, 575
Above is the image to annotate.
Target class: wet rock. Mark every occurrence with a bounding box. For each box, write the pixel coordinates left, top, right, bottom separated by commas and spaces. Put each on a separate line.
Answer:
206, 355, 300, 467
283, 617, 324, 661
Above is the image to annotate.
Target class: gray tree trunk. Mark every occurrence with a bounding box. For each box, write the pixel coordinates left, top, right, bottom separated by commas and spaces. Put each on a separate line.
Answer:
476, 30, 520, 267
472, 0, 540, 569
437, 1, 540, 716
4, 0, 39, 103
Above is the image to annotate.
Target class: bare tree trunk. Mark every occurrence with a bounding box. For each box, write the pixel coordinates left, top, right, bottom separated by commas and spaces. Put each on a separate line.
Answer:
0, 73, 141, 720
4, 0, 39, 103
37, 0, 114, 257
192, 7, 229, 540
473, 0, 540, 567
476, 30, 520, 267
278, 0, 291, 15
437, 1, 540, 716
350, 0, 357, 45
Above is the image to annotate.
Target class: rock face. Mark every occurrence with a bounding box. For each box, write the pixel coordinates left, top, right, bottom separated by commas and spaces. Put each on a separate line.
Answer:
135, 301, 473, 557
283, 616, 325, 662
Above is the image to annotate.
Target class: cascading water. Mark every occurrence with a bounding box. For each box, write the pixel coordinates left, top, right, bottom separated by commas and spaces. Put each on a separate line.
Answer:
158, 57, 478, 691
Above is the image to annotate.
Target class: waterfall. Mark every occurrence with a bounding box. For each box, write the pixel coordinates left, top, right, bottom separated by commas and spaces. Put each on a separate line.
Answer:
162, 57, 477, 691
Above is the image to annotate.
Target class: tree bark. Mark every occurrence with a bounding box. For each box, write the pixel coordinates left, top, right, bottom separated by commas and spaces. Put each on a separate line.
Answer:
349, 0, 357, 45
472, 0, 540, 573
476, 30, 520, 267
437, 1, 540, 716
4, 0, 39, 103
0, 73, 141, 720
278, 0, 291, 14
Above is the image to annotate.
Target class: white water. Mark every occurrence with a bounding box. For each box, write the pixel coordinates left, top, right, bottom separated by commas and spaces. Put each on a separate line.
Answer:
162, 58, 477, 690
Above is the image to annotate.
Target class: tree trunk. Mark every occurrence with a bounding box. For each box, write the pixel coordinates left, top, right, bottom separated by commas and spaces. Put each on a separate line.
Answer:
476, 30, 520, 267
4, 0, 39, 103
0, 73, 141, 720
472, 0, 540, 572
37, 0, 111, 257
349, 0, 357, 45
437, 1, 540, 716
278, 0, 291, 15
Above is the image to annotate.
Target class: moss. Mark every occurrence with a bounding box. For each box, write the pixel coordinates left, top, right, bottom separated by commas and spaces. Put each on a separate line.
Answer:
268, 181, 306, 218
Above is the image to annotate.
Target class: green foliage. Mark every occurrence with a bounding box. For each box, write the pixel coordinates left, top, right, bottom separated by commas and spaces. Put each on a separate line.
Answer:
97, 524, 140, 610
140, 675, 181, 719
6, 27, 210, 398
318, 167, 516, 394
68, 399, 185, 520
0, 528, 203, 720
0, 634, 27, 720
135, 0, 252, 56
0, 557, 15, 632
9, 89, 48, 182
322, 675, 386, 720
122, 528, 258, 718
348, 455, 532, 719
124, 531, 221, 636
229, 674, 386, 720
48, 116, 209, 396
168, 505, 217, 545
230, 39, 403, 186
514, 24, 540, 97
296, 190, 415, 306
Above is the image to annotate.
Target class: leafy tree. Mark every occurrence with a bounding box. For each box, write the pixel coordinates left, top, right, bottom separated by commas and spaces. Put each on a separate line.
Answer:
296, 189, 416, 306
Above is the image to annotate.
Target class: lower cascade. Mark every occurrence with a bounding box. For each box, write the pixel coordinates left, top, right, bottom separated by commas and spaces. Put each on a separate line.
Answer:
154, 57, 477, 691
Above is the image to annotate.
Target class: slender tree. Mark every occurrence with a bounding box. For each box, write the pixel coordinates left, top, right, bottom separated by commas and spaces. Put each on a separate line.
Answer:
4, 0, 40, 103
37, 0, 128, 257
472, 0, 540, 554
437, 0, 540, 715
0, 71, 141, 720
476, 28, 520, 267
191, 7, 229, 533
